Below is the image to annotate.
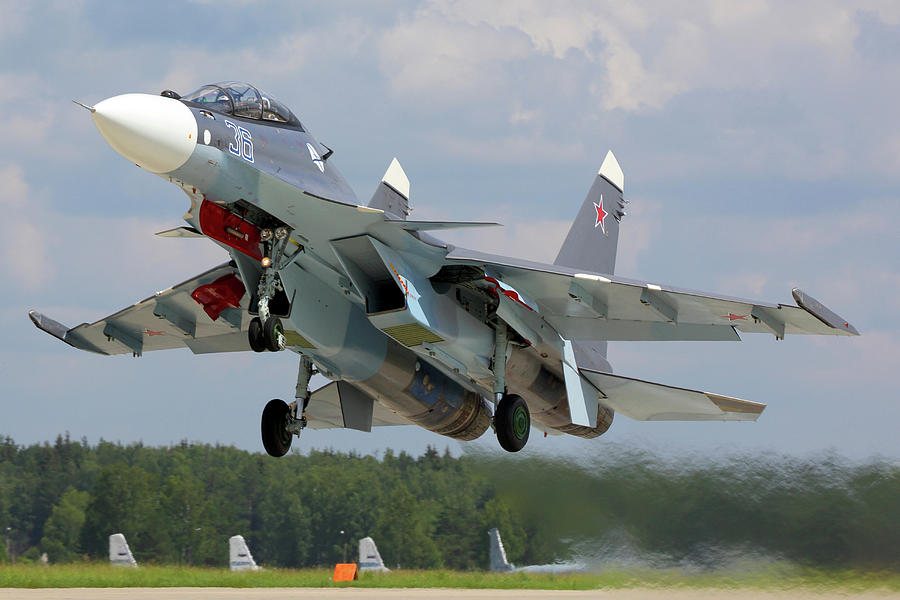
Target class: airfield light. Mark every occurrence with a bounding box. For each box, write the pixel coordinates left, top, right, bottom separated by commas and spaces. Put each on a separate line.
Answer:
340, 530, 348, 564
261, 257, 272, 268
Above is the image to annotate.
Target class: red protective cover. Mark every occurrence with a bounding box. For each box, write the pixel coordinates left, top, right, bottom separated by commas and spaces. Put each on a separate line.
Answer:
198, 200, 263, 260
191, 274, 246, 321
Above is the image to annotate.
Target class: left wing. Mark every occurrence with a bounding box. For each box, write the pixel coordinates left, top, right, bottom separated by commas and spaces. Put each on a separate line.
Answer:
29, 263, 252, 356
445, 248, 859, 342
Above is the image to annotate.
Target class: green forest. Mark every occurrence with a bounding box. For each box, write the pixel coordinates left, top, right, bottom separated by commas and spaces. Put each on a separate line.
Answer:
0, 434, 897, 571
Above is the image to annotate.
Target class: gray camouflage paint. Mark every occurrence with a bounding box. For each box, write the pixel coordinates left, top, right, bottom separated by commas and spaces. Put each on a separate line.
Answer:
30, 83, 860, 446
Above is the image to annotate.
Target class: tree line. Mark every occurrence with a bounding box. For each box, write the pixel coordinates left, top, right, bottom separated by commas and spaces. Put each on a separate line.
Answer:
0, 434, 897, 571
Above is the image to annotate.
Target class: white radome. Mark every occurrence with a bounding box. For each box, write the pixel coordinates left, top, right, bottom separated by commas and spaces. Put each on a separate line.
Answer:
92, 93, 197, 174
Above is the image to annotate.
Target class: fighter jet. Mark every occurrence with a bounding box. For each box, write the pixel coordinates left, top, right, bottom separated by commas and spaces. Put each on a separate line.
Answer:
488, 528, 584, 574
30, 82, 858, 454
358, 536, 390, 573
109, 533, 137, 567
229, 534, 259, 571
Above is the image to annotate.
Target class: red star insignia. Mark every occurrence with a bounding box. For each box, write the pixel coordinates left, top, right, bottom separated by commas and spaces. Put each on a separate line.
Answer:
144, 329, 165, 336
722, 313, 748, 321
593, 195, 607, 233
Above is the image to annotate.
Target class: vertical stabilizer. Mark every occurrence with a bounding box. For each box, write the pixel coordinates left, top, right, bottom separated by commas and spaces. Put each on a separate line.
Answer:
368, 157, 410, 219
554, 150, 626, 276
109, 533, 137, 567
229, 535, 259, 571
359, 536, 390, 572
488, 528, 514, 572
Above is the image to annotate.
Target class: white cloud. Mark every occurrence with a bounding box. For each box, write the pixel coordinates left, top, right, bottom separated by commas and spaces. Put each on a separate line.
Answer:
369, 1, 900, 179
0, 164, 52, 290
715, 272, 770, 297
614, 198, 661, 276
433, 132, 584, 164
0, 0, 29, 39
377, 12, 533, 106
1, 163, 226, 300
705, 0, 769, 28
859, 0, 900, 24
806, 329, 899, 384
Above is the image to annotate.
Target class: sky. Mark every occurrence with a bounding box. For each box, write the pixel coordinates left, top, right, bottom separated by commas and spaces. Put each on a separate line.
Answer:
1, 1, 898, 460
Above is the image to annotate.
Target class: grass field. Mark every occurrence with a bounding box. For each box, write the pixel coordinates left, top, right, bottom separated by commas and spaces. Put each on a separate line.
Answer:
0, 564, 898, 591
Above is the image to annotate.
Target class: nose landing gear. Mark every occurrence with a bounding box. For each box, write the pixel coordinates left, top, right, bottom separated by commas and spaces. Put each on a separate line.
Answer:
249, 227, 291, 353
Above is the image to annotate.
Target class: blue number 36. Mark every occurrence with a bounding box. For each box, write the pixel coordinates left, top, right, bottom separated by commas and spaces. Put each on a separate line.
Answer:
224, 120, 253, 163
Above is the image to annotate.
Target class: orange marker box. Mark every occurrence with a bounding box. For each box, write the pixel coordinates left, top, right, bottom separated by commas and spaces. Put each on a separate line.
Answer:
333, 563, 359, 581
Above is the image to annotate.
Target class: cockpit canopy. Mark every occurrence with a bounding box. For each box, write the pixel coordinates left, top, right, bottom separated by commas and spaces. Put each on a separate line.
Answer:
181, 82, 302, 128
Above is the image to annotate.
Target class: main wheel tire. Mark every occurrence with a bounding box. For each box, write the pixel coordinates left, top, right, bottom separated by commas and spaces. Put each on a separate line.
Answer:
248, 317, 266, 353
261, 399, 293, 457
495, 394, 530, 452
263, 316, 284, 352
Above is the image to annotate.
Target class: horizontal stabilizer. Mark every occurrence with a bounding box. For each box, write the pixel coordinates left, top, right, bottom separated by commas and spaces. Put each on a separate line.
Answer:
388, 219, 501, 231
580, 368, 765, 422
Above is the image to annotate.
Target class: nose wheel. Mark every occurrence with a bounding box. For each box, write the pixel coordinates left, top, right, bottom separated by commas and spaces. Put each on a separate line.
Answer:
249, 316, 284, 352
248, 317, 266, 352
495, 394, 530, 452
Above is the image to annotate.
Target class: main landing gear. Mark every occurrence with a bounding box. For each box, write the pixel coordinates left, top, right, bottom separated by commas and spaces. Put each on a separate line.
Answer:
261, 356, 314, 457
495, 394, 530, 452
492, 321, 531, 452
249, 227, 289, 353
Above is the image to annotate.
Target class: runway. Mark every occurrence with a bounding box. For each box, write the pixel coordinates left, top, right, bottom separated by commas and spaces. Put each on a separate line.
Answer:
1, 589, 897, 600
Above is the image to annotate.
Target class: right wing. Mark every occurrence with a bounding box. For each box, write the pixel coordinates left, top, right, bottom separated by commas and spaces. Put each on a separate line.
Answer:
445, 247, 859, 342
29, 263, 252, 356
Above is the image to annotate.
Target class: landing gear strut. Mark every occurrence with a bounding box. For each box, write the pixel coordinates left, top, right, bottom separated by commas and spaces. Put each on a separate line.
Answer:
249, 227, 290, 353
491, 321, 530, 452
260, 356, 314, 457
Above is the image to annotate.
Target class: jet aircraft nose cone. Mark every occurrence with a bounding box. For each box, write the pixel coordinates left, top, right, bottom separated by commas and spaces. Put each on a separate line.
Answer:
91, 93, 197, 174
